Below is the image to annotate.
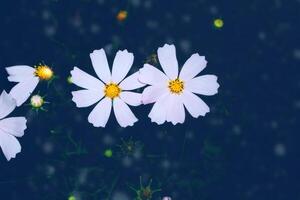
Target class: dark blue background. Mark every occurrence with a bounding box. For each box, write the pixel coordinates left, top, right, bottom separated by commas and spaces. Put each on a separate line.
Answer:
0, 0, 299, 199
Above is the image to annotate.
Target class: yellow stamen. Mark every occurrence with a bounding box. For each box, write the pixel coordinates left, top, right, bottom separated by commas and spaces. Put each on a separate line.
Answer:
168, 78, 184, 94
104, 83, 121, 99
34, 65, 54, 80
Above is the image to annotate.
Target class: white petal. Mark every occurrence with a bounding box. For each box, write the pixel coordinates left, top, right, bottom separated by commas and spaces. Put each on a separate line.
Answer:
0, 117, 27, 137
141, 85, 168, 104
0, 130, 21, 161
182, 91, 210, 118
111, 50, 134, 83
185, 75, 219, 96
70, 67, 104, 90
72, 89, 104, 108
88, 97, 112, 127
138, 64, 169, 86
179, 54, 207, 81
166, 95, 185, 125
0, 91, 16, 119
148, 94, 170, 125
6, 65, 35, 82
113, 98, 138, 127
90, 49, 112, 84
119, 72, 145, 90
157, 44, 178, 79
9, 77, 39, 106
120, 91, 142, 106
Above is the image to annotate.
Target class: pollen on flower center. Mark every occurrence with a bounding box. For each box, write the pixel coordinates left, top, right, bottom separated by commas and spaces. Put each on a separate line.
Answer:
104, 83, 121, 99
34, 65, 54, 80
168, 78, 184, 94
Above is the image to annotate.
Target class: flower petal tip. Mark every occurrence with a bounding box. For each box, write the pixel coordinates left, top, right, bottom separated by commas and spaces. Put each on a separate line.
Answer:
161, 43, 174, 48
90, 48, 105, 54
6, 148, 21, 162
70, 67, 78, 75
120, 121, 137, 128
150, 118, 165, 125
89, 121, 106, 128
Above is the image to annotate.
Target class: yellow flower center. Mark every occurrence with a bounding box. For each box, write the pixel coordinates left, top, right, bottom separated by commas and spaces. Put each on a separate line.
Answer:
34, 65, 54, 80
104, 83, 121, 99
168, 78, 184, 94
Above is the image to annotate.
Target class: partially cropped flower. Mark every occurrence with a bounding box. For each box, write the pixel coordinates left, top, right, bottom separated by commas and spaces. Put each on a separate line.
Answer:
6, 64, 54, 106
71, 49, 145, 128
139, 44, 220, 125
0, 91, 27, 161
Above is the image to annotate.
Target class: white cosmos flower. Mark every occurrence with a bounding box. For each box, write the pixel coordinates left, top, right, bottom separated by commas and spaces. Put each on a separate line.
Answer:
6, 64, 54, 106
139, 44, 220, 125
71, 49, 145, 128
0, 90, 27, 161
